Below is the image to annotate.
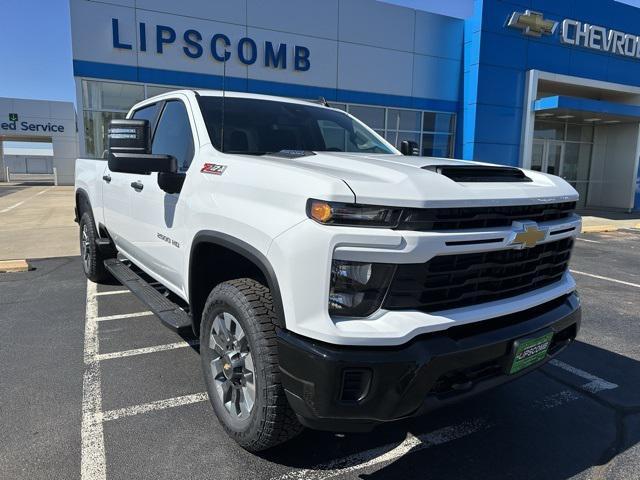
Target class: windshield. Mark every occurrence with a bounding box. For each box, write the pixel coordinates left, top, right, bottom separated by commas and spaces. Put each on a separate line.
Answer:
197, 96, 396, 155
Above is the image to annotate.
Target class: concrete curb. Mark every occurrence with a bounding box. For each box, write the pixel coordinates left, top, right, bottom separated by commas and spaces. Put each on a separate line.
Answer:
582, 225, 620, 233
0, 259, 30, 273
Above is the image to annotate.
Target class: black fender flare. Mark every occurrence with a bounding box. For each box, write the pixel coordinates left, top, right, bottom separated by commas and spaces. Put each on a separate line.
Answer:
189, 231, 286, 329
75, 188, 92, 223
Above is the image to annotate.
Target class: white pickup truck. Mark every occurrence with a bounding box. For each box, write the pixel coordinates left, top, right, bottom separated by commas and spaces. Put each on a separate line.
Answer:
75, 90, 582, 451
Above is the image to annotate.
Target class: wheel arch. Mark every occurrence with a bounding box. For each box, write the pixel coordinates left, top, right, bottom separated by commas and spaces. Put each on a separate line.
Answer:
189, 231, 286, 335
75, 188, 92, 222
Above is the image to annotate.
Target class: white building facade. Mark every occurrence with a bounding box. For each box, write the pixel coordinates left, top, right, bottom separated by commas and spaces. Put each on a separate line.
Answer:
70, 0, 462, 162
0, 97, 78, 185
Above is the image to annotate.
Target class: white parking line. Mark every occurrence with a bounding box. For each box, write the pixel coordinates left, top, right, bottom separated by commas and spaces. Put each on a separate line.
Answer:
81, 280, 107, 480
102, 392, 209, 422
548, 359, 619, 393
94, 290, 130, 297
95, 311, 152, 322
273, 418, 491, 480
570, 270, 640, 289
0, 187, 52, 213
576, 238, 601, 244
96, 339, 199, 361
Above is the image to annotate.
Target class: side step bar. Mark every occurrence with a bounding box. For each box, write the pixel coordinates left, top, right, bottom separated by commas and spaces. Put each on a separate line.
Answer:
104, 258, 192, 331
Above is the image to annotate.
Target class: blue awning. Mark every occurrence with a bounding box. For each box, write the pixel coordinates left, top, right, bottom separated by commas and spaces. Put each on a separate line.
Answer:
534, 95, 640, 121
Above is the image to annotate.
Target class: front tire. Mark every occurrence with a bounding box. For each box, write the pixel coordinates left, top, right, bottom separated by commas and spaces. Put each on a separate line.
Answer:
79, 212, 111, 283
200, 278, 302, 452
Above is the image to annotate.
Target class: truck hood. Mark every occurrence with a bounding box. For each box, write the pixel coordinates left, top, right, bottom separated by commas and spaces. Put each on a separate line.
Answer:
262, 152, 578, 208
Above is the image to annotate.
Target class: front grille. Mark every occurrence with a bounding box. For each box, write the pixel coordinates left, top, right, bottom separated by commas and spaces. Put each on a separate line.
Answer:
396, 202, 576, 231
383, 238, 574, 313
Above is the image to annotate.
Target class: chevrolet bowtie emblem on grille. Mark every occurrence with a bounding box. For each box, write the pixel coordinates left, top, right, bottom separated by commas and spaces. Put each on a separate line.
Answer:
511, 222, 547, 249
508, 10, 558, 37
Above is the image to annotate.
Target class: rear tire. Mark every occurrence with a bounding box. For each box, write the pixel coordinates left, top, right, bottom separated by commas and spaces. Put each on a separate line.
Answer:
79, 212, 111, 283
200, 278, 302, 452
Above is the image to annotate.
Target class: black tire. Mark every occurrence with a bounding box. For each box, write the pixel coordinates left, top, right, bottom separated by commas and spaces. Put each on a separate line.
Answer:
200, 278, 302, 452
79, 212, 111, 283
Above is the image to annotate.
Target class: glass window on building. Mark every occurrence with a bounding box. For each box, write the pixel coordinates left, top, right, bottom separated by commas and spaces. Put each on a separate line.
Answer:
329, 103, 347, 112
146, 85, 178, 98
534, 120, 565, 140
422, 133, 452, 158
348, 105, 386, 130
82, 80, 145, 158
82, 110, 126, 159
83, 81, 144, 111
423, 112, 454, 133
349, 105, 456, 157
387, 109, 421, 131
532, 119, 595, 208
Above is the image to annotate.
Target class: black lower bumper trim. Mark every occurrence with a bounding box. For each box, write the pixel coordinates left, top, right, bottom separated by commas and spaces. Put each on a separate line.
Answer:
277, 293, 581, 432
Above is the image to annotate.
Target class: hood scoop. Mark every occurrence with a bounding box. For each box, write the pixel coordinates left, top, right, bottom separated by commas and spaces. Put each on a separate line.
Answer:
422, 165, 532, 183
268, 150, 316, 159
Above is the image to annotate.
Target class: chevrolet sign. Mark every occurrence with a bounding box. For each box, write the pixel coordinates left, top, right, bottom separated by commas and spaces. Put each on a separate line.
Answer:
561, 19, 640, 59
508, 10, 558, 37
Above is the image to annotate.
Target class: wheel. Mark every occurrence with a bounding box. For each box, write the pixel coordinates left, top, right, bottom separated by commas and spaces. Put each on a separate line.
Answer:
79, 212, 111, 283
200, 278, 302, 452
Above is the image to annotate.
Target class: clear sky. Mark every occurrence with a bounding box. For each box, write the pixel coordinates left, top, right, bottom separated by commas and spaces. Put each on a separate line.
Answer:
2, 0, 640, 105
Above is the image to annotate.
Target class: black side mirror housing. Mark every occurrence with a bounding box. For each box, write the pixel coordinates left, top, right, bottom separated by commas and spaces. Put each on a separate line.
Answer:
400, 140, 419, 156
108, 152, 177, 175
107, 119, 177, 175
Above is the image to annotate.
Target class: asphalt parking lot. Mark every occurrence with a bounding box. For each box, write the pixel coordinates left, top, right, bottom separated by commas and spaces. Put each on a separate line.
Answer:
1, 229, 639, 480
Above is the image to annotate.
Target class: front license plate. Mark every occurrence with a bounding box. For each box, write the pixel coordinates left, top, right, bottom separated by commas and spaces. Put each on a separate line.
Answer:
508, 331, 554, 374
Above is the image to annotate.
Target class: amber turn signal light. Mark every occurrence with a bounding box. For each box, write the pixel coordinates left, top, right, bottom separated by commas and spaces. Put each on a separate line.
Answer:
310, 200, 333, 223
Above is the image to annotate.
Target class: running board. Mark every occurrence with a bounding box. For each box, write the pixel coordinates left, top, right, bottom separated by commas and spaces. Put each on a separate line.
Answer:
103, 258, 192, 331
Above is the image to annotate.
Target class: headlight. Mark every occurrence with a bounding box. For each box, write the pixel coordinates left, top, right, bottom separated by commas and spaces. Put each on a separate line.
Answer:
329, 260, 395, 317
307, 199, 403, 228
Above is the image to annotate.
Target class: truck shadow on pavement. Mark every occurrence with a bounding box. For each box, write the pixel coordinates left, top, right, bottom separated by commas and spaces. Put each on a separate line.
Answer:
260, 341, 640, 479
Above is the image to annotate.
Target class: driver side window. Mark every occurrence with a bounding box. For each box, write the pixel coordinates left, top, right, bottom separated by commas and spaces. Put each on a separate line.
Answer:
152, 101, 195, 173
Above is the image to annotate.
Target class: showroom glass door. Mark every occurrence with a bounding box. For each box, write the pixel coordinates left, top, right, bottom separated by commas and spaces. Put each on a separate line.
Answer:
532, 139, 589, 208
531, 139, 564, 176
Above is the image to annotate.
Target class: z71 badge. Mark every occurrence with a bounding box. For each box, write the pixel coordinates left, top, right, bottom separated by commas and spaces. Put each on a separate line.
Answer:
201, 163, 227, 175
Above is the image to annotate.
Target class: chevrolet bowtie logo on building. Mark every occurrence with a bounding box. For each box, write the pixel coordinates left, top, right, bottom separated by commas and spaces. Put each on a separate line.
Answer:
508, 10, 558, 37
511, 223, 547, 249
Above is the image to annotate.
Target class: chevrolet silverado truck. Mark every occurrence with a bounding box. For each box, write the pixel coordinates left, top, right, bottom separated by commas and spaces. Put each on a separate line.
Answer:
75, 90, 582, 452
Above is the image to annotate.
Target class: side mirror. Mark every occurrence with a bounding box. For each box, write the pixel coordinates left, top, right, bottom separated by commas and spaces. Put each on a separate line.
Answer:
400, 140, 419, 156
107, 119, 177, 174
108, 119, 150, 154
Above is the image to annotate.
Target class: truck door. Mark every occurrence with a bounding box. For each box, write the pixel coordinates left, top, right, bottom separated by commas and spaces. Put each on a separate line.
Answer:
127, 99, 195, 295
102, 102, 161, 255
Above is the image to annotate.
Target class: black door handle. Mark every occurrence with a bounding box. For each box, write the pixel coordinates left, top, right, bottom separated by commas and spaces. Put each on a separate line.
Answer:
130, 181, 144, 191
102, 174, 111, 183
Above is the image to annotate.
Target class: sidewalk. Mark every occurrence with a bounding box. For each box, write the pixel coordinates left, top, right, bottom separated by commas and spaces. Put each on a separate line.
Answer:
579, 208, 640, 233
0, 185, 79, 261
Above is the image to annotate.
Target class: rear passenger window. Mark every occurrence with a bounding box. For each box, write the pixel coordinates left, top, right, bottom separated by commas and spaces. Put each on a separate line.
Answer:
152, 101, 195, 172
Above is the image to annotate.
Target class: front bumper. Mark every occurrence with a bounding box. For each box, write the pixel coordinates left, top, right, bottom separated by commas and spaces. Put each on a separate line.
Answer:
278, 292, 581, 432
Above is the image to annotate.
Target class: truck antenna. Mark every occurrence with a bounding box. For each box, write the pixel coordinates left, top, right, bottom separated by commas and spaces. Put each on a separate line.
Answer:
220, 54, 227, 153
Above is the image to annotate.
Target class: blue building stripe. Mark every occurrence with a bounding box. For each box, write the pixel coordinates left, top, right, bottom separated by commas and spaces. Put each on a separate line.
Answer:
73, 60, 458, 113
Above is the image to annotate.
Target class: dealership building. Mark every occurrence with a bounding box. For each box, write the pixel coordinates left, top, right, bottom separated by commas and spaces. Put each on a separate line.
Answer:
69, 0, 640, 211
